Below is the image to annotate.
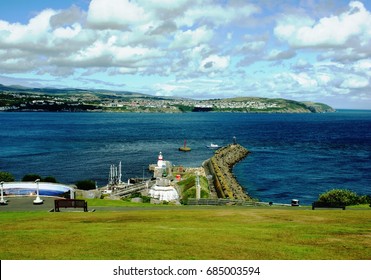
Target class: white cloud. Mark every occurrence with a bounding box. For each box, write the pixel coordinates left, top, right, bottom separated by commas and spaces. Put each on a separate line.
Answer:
266, 49, 296, 61
0, 9, 56, 46
316, 72, 333, 86
274, 1, 371, 48
170, 26, 213, 49
153, 82, 189, 97
352, 59, 371, 76
114, 46, 163, 63
238, 41, 266, 53
142, 0, 190, 11
340, 75, 369, 89
87, 0, 151, 29
176, 2, 260, 27
293, 59, 310, 69
290, 73, 318, 88
199, 55, 230, 73
53, 23, 82, 39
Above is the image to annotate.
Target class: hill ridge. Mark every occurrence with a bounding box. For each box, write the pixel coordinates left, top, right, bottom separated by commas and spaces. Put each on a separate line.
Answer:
0, 84, 335, 113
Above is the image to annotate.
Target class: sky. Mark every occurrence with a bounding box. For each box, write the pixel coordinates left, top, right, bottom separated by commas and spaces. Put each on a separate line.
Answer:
0, 0, 370, 109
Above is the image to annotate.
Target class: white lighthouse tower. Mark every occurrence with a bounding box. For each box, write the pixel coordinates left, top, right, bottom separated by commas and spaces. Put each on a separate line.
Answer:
157, 152, 164, 168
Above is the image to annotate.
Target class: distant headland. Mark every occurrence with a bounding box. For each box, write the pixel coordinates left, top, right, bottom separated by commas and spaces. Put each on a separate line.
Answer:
0, 84, 335, 113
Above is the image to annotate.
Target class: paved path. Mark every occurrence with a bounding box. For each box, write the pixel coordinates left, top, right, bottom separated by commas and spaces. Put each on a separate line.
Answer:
0, 196, 56, 212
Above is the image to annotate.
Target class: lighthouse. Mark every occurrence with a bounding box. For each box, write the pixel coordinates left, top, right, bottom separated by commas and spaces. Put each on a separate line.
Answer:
157, 152, 164, 168
149, 152, 179, 202
154, 151, 168, 178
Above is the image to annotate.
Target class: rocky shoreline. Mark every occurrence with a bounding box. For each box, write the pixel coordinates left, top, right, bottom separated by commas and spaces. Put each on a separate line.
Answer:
203, 143, 251, 200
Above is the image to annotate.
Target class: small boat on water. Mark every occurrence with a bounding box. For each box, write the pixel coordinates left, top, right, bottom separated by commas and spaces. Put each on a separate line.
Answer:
179, 139, 191, 152
206, 143, 220, 149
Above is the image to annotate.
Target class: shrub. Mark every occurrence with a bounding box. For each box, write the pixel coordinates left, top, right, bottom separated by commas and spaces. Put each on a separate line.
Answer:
358, 195, 371, 204
0, 171, 15, 182
76, 180, 96, 190
22, 174, 42, 182
22, 174, 58, 183
318, 189, 361, 206
43, 176, 57, 183
129, 192, 143, 198
141, 196, 151, 203
124, 193, 150, 203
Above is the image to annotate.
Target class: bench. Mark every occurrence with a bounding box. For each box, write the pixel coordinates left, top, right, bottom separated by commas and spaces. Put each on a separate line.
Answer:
54, 199, 88, 212
312, 201, 345, 210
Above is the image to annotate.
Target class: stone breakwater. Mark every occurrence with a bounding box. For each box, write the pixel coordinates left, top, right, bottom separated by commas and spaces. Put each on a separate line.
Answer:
203, 144, 251, 200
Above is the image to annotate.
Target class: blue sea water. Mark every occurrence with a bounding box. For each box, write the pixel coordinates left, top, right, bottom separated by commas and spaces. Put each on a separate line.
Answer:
0, 111, 370, 204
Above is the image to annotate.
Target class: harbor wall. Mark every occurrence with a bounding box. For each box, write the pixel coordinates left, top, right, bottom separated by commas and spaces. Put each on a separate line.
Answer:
204, 144, 251, 200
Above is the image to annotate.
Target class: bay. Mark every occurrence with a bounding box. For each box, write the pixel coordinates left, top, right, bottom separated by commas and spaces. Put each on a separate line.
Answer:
0, 110, 370, 205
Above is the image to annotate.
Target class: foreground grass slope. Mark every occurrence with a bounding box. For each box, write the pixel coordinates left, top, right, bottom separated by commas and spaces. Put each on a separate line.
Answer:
0, 208, 370, 260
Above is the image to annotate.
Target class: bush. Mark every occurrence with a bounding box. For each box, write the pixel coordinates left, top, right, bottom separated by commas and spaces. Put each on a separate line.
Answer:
0, 171, 15, 182
129, 192, 142, 198
22, 174, 42, 182
76, 180, 96, 190
122, 193, 151, 203
358, 195, 371, 204
318, 189, 362, 206
22, 174, 58, 183
43, 176, 57, 183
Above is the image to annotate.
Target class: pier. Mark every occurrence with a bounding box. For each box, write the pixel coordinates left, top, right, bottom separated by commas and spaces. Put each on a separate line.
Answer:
204, 143, 251, 200
109, 182, 148, 198
100, 143, 251, 202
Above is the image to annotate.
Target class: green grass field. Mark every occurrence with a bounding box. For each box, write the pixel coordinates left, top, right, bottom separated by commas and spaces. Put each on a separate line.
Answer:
0, 205, 370, 260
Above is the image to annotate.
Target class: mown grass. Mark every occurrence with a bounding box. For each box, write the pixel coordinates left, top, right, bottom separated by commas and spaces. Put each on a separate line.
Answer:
0, 207, 370, 260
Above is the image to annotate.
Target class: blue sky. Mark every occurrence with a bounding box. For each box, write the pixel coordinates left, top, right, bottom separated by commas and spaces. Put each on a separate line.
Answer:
0, 0, 370, 108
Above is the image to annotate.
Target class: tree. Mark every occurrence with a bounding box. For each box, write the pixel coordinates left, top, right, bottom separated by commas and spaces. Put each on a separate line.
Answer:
75, 180, 96, 190
318, 189, 360, 206
43, 176, 57, 183
0, 171, 15, 182
22, 174, 42, 182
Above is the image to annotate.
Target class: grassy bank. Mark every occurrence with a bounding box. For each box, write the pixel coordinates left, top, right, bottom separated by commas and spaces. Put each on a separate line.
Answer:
0, 207, 370, 260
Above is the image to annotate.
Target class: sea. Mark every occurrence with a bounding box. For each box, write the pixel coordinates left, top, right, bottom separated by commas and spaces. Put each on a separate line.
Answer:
0, 110, 370, 205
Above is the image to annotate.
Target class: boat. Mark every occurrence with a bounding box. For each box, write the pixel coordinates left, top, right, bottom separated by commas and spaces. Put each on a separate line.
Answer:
206, 143, 220, 149
179, 139, 191, 152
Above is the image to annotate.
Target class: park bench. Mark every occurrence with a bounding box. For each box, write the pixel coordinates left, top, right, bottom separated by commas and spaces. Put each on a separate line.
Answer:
54, 199, 88, 212
312, 201, 346, 210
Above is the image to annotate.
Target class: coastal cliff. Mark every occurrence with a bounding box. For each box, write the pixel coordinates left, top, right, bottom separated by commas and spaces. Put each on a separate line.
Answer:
204, 144, 251, 200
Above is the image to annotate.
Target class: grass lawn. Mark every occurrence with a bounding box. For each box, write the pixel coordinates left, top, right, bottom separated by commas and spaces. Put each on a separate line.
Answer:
0, 206, 370, 260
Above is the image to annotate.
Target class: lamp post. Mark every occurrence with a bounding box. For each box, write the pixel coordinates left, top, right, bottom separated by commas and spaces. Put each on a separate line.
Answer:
0, 181, 8, 205
33, 179, 43, 205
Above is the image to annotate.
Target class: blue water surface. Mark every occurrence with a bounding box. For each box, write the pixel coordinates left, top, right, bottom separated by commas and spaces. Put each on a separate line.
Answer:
0, 110, 370, 204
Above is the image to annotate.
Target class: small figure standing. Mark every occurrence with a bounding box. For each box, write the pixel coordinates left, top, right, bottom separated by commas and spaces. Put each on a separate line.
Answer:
233, 136, 237, 144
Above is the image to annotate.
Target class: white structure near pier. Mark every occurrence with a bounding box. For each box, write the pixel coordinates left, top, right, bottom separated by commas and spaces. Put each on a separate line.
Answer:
149, 152, 179, 202
149, 178, 179, 201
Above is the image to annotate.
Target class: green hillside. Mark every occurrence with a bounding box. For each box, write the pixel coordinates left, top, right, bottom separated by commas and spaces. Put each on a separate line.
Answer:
0, 84, 335, 113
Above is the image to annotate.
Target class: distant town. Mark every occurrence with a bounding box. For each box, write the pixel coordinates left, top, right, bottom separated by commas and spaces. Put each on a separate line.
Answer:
0, 84, 335, 113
